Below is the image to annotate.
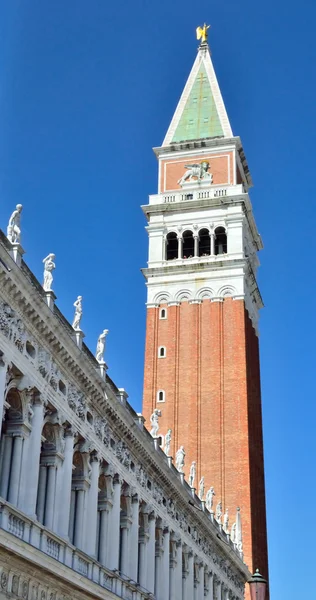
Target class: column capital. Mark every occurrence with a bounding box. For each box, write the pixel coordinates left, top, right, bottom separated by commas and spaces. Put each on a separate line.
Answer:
64, 424, 76, 438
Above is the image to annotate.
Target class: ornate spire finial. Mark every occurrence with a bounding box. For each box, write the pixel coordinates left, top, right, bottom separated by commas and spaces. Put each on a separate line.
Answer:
196, 23, 210, 44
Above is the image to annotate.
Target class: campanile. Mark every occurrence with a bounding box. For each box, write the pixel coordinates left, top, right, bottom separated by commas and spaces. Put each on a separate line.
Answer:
142, 28, 269, 582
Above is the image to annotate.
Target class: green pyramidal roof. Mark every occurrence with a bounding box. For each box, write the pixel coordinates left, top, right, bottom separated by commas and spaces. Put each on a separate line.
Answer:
171, 63, 224, 143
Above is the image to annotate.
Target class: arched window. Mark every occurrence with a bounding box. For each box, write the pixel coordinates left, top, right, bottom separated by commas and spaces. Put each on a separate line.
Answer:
157, 390, 165, 403
198, 228, 210, 256
158, 346, 166, 358
159, 308, 167, 320
214, 227, 227, 255
182, 230, 194, 258
166, 232, 178, 260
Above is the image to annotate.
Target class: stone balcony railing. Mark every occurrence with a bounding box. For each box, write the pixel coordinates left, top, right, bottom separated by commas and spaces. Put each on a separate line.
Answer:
0, 501, 153, 600
149, 184, 245, 205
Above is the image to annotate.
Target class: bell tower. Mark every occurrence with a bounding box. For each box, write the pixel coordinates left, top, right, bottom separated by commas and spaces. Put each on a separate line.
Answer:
142, 29, 269, 582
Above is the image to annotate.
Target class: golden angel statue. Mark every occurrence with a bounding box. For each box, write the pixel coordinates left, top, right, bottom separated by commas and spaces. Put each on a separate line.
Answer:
196, 23, 210, 44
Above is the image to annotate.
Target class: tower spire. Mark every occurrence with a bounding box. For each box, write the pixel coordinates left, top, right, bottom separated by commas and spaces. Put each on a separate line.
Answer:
162, 26, 232, 146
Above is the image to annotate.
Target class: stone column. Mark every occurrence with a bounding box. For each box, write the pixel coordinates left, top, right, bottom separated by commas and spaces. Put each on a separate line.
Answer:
68, 489, 76, 542
36, 465, 47, 523
98, 500, 112, 566
169, 537, 177, 600
214, 577, 222, 600
155, 525, 163, 600
0, 354, 8, 431
0, 435, 13, 499
8, 434, 23, 506
23, 395, 45, 517
194, 562, 199, 600
223, 586, 230, 600
44, 464, 57, 530
147, 512, 156, 594
57, 427, 75, 538
107, 475, 121, 571
120, 520, 130, 576
194, 235, 199, 257
74, 488, 86, 549
162, 527, 170, 600
178, 236, 183, 259
175, 541, 182, 600
210, 233, 215, 256
199, 564, 205, 600
183, 552, 194, 600
206, 572, 214, 600
138, 510, 149, 590
85, 453, 100, 557
129, 494, 139, 581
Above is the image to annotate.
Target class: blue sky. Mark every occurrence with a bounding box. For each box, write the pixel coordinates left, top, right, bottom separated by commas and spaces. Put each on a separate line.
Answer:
0, 1, 315, 597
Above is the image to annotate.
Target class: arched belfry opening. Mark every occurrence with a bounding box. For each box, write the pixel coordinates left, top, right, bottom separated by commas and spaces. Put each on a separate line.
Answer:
166, 232, 178, 260
182, 230, 194, 258
198, 229, 210, 256
214, 227, 227, 255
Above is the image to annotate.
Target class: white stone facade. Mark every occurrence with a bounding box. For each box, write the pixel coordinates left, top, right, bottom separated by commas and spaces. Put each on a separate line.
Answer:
0, 229, 249, 600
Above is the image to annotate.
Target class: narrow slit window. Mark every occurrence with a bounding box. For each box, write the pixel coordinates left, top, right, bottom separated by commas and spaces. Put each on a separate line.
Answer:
157, 390, 165, 403
158, 346, 166, 358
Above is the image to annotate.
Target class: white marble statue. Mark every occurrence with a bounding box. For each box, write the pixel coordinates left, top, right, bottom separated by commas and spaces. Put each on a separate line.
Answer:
205, 486, 215, 512
215, 501, 222, 523
7, 204, 23, 244
198, 476, 205, 500
175, 446, 185, 473
231, 522, 236, 543
164, 428, 172, 455
96, 329, 109, 362
43, 254, 56, 291
223, 508, 229, 532
149, 408, 161, 437
188, 461, 196, 488
178, 161, 212, 186
72, 296, 83, 330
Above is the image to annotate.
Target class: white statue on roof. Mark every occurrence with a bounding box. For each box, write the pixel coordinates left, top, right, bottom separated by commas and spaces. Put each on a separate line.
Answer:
215, 501, 222, 523
189, 461, 196, 488
223, 508, 229, 532
96, 329, 109, 362
175, 446, 185, 473
164, 428, 172, 455
7, 204, 23, 244
205, 486, 215, 512
178, 161, 213, 186
149, 408, 161, 437
72, 296, 83, 330
198, 476, 205, 500
43, 254, 56, 291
